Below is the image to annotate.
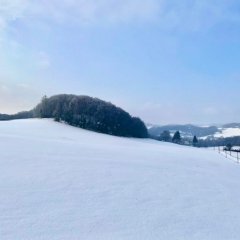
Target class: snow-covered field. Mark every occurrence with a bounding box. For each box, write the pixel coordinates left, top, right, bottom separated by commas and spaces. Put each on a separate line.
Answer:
1, 119, 240, 240
214, 128, 240, 138
200, 128, 240, 140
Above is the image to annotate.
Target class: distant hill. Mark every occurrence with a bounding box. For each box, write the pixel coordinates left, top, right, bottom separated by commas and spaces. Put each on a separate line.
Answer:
148, 124, 218, 138
222, 123, 240, 128
148, 123, 240, 139
0, 94, 148, 138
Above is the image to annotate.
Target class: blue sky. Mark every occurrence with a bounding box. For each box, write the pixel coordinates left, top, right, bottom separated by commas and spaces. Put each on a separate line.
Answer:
0, 0, 240, 124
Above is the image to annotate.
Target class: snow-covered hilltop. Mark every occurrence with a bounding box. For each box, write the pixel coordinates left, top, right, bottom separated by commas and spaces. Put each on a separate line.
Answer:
0, 94, 148, 138
1, 119, 240, 240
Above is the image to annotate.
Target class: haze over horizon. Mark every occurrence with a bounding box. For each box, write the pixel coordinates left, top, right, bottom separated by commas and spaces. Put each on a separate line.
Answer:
1, 0, 240, 125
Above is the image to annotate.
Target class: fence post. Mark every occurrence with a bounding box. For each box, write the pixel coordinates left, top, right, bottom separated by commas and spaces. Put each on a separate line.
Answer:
237, 152, 239, 164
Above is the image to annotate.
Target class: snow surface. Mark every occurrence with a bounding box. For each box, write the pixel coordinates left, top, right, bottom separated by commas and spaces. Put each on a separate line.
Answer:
1, 119, 240, 240
200, 127, 240, 140
214, 128, 240, 138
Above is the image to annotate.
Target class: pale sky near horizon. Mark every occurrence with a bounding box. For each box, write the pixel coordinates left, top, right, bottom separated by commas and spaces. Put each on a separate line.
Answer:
1, 0, 240, 125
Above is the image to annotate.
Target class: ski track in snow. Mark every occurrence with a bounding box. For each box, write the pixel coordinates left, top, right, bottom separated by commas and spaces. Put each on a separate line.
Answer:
0, 119, 240, 240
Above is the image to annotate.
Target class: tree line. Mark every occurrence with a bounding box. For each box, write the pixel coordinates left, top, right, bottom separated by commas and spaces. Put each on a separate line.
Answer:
33, 94, 148, 138
153, 129, 240, 148
0, 111, 33, 121
152, 130, 199, 146
0, 94, 148, 138
197, 136, 240, 148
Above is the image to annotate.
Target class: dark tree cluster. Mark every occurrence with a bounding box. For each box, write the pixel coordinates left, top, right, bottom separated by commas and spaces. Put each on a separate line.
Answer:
32, 94, 148, 138
159, 130, 171, 142
153, 130, 200, 147
155, 130, 182, 144
198, 136, 240, 148
149, 124, 218, 138
0, 111, 33, 121
155, 129, 240, 148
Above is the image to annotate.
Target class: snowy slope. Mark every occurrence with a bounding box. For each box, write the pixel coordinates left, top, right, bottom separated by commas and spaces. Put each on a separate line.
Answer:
1, 119, 240, 240
214, 128, 240, 138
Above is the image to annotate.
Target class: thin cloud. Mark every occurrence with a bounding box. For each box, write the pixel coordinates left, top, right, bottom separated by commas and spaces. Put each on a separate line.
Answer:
0, 0, 28, 29
0, 0, 240, 31
0, 0, 161, 27
37, 0, 240, 29
159, 0, 240, 31
32, 0, 161, 24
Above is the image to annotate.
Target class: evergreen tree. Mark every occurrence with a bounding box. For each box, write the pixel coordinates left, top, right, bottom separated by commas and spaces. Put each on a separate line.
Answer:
172, 131, 181, 144
193, 135, 198, 147
159, 130, 171, 142
38, 95, 49, 118
225, 143, 232, 151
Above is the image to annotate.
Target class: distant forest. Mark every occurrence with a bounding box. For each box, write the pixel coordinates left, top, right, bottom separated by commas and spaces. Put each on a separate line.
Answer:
0, 94, 148, 138
0, 111, 33, 121
197, 137, 240, 148
151, 130, 240, 148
